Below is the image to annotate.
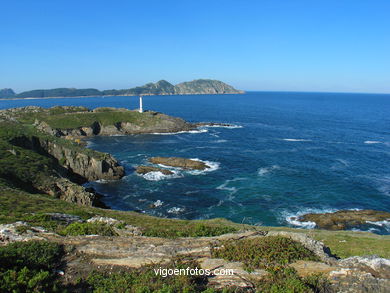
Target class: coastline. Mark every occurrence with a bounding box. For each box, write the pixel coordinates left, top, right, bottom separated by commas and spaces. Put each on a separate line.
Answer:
0, 91, 245, 101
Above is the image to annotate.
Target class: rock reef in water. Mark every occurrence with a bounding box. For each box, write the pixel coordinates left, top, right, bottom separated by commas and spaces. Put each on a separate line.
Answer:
136, 165, 173, 175
149, 157, 210, 170
297, 209, 390, 230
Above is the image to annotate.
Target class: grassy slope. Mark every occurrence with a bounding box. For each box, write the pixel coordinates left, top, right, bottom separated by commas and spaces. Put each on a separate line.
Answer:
15, 107, 163, 129
1, 183, 389, 258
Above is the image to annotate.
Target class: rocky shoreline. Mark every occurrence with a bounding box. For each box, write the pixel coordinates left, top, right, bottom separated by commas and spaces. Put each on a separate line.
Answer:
0, 106, 234, 208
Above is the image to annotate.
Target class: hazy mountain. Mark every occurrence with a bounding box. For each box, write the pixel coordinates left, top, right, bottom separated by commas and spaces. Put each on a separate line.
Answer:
0, 88, 15, 98
6, 79, 243, 98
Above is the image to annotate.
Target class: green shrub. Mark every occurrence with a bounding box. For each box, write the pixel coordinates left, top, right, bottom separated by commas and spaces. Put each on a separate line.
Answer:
59, 222, 118, 236
142, 223, 237, 238
84, 259, 208, 293
0, 240, 64, 271
0, 241, 64, 292
211, 236, 319, 271
255, 267, 332, 293
21, 213, 62, 231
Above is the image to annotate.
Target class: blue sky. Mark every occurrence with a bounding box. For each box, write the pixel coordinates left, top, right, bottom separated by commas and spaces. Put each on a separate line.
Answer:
1, 0, 389, 93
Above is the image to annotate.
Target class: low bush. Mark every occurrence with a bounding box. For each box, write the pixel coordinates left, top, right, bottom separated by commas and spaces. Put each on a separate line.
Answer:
256, 267, 332, 293
83, 259, 208, 293
143, 223, 237, 238
59, 222, 118, 236
211, 236, 319, 271
0, 240, 64, 292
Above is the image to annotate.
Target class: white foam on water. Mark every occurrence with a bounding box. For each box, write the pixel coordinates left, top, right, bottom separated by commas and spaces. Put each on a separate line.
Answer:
187, 159, 220, 175
139, 171, 181, 181
167, 207, 185, 214
152, 199, 164, 208
151, 129, 208, 135
282, 138, 312, 142
86, 141, 95, 148
216, 177, 248, 201
366, 220, 390, 231
201, 124, 243, 129
364, 140, 382, 144
282, 207, 338, 229
258, 165, 280, 176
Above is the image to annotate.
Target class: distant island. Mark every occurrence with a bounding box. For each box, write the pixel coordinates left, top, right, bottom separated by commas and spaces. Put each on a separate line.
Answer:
0, 79, 244, 99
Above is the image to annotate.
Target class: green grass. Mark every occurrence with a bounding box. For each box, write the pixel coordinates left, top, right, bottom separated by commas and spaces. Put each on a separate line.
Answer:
59, 222, 118, 236
15, 108, 163, 129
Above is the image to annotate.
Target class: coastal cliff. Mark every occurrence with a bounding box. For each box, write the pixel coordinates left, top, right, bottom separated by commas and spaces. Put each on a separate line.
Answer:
0, 106, 198, 206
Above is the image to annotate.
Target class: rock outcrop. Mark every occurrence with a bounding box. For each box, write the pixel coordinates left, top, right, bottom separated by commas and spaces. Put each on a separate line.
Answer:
136, 166, 173, 175
149, 157, 210, 170
10, 134, 124, 182
4, 224, 388, 292
297, 209, 390, 231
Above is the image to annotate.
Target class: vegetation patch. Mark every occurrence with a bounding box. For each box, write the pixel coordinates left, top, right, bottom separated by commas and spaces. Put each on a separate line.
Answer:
255, 267, 332, 293
142, 222, 238, 238
82, 259, 208, 293
59, 222, 118, 236
212, 236, 319, 271
0, 241, 64, 292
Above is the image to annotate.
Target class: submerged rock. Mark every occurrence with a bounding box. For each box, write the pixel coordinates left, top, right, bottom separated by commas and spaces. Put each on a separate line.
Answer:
135, 165, 173, 175
297, 209, 390, 231
149, 157, 210, 170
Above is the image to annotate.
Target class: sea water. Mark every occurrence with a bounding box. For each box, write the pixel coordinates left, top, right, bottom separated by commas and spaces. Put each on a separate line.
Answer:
2, 92, 390, 234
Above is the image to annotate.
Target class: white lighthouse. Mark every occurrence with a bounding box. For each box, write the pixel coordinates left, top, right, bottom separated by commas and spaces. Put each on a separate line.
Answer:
139, 96, 143, 113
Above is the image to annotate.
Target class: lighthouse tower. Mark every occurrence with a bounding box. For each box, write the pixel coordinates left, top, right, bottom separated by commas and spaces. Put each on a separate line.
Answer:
139, 96, 143, 113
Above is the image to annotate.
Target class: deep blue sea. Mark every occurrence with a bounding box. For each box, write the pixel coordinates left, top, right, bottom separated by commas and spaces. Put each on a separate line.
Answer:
1, 92, 390, 234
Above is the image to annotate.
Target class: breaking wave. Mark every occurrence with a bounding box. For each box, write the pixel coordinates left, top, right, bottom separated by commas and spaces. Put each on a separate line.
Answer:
282, 138, 312, 142
138, 170, 181, 181
258, 165, 280, 176
151, 129, 208, 135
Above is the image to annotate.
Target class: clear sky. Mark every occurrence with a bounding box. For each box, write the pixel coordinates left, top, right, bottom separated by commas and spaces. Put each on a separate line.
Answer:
1, 0, 389, 93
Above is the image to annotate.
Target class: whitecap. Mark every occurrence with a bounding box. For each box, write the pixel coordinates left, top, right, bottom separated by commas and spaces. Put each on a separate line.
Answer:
216, 177, 247, 200
282, 207, 338, 229
187, 159, 220, 175
139, 170, 181, 181
364, 141, 382, 144
213, 139, 227, 143
152, 199, 164, 208
200, 124, 243, 129
282, 138, 312, 142
366, 220, 390, 231
258, 165, 280, 176
151, 129, 208, 135
167, 207, 185, 214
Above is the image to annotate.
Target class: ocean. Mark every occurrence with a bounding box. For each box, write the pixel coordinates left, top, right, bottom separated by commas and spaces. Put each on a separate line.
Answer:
1, 92, 390, 234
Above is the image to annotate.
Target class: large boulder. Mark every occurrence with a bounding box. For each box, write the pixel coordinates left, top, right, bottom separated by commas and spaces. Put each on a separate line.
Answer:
149, 157, 209, 170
